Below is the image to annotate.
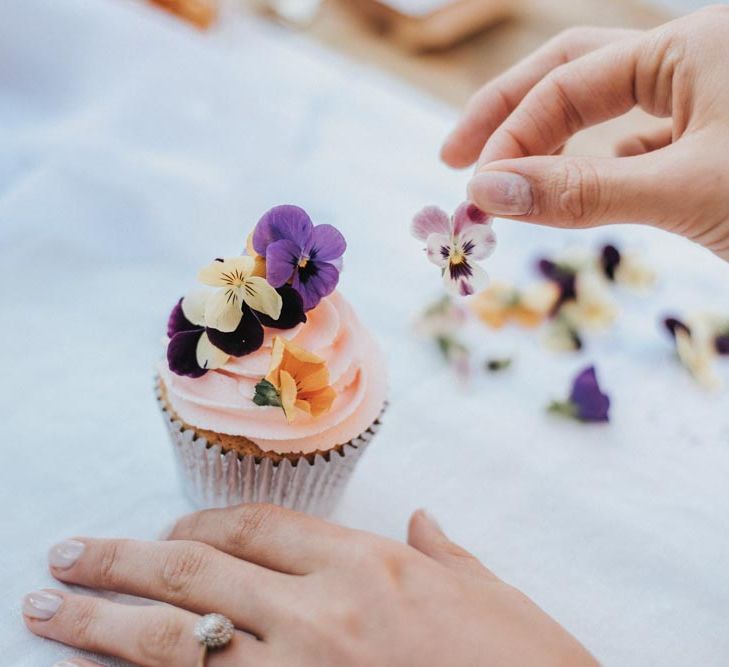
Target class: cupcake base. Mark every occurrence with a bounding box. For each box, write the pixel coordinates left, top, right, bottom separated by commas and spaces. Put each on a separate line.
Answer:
156, 381, 382, 516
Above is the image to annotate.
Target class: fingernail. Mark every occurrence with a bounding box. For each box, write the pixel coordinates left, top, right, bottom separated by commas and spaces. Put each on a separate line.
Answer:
468, 171, 532, 215
48, 539, 85, 569
420, 509, 442, 531
23, 591, 62, 620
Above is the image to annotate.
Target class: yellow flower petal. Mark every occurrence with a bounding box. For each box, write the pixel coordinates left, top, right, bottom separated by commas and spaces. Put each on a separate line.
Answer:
302, 386, 336, 417
242, 276, 282, 320
195, 331, 230, 370
279, 370, 298, 423
197, 256, 255, 287
204, 288, 244, 333
181, 289, 209, 327
297, 365, 330, 393
246, 233, 267, 278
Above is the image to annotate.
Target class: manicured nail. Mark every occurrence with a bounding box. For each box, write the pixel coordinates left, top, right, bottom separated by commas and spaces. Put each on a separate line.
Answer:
468, 171, 533, 215
23, 591, 62, 620
420, 509, 442, 531
48, 539, 85, 569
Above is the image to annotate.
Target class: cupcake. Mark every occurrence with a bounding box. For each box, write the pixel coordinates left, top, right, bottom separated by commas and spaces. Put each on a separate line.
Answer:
157, 205, 387, 516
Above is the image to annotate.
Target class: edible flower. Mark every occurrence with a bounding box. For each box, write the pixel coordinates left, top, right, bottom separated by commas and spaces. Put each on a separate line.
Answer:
559, 273, 617, 331
252, 205, 346, 311
663, 316, 722, 390
548, 365, 611, 423
471, 281, 559, 329
197, 256, 282, 332
414, 296, 471, 380
167, 284, 305, 378
167, 290, 263, 378
599, 243, 656, 290
411, 202, 497, 296
253, 336, 336, 423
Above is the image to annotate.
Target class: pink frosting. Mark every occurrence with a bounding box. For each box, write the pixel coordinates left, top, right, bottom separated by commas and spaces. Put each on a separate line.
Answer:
159, 292, 387, 454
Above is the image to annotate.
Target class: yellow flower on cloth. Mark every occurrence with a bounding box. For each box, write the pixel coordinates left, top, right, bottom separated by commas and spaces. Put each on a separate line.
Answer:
253, 336, 336, 423
560, 273, 617, 330
472, 281, 559, 329
197, 256, 282, 332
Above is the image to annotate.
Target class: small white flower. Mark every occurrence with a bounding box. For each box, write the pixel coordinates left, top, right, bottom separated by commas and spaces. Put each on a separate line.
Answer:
197, 256, 282, 332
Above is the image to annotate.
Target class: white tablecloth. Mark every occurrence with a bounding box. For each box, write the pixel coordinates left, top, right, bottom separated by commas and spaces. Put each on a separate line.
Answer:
2, 1, 729, 665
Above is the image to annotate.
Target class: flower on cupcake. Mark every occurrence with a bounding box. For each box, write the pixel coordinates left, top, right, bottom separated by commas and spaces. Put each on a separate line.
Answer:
549, 365, 611, 423
251, 205, 346, 311
411, 202, 497, 297
253, 336, 336, 423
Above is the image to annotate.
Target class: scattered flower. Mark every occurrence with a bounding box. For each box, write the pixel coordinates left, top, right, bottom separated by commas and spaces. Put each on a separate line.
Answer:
414, 295, 468, 338
537, 258, 577, 312
412, 202, 497, 296
548, 365, 611, 423
414, 296, 471, 380
252, 205, 346, 311
471, 281, 559, 329
599, 243, 656, 290
560, 273, 617, 331
663, 315, 723, 390
197, 256, 282, 332
485, 357, 513, 372
543, 316, 583, 353
253, 336, 336, 423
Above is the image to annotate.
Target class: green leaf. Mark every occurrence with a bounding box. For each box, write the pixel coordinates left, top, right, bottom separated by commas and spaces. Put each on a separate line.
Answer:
547, 400, 578, 419
253, 379, 282, 408
485, 357, 513, 372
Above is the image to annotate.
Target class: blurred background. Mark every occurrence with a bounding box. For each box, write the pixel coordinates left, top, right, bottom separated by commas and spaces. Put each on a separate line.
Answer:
144, 0, 705, 155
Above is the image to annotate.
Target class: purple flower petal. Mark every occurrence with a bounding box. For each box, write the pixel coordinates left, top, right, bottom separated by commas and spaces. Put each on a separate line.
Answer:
206, 303, 264, 357
265, 238, 301, 287
292, 261, 339, 310
310, 224, 346, 262
167, 299, 199, 338
411, 206, 449, 241
538, 259, 576, 312
452, 201, 491, 235
167, 329, 207, 378
715, 333, 729, 355
255, 285, 307, 329
664, 316, 691, 339
252, 205, 313, 256
569, 365, 610, 423
600, 244, 621, 281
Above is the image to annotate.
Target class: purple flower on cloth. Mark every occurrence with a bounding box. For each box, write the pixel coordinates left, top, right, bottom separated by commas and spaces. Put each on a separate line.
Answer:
411, 202, 496, 296
600, 244, 621, 281
716, 332, 729, 355
252, 205, 346, 311
166, 285, 305, 378
549, 365, 610, 423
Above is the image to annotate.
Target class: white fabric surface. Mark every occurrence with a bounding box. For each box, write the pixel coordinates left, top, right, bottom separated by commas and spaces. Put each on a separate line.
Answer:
2, 1, 729, 665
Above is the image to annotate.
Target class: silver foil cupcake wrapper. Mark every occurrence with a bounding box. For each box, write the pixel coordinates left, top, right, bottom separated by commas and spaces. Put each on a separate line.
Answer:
158, 393, 381, 516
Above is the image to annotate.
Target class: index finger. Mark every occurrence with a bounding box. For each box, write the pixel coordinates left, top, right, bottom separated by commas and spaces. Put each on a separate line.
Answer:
441, 27, 640, 168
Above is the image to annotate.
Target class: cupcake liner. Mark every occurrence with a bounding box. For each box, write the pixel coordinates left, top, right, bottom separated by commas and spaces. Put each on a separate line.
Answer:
157, 390, 382, 516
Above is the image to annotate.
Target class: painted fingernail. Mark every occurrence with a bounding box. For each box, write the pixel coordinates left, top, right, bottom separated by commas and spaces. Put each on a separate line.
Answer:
23, 591, 62, 620
468, 171, 532, 215
48, 539, 85, 569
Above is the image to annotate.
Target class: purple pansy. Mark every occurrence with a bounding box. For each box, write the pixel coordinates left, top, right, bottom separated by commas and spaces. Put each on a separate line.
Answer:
549, 365, 610, 423
663, 316, 691, 340
716, 332, 729, 355
411, 202, 497, 297
167, 286, 305, 378
252, 205, 346, 311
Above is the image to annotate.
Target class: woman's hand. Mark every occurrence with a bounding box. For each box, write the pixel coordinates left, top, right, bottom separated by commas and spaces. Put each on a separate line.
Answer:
24, 504, 595, 666
442, 6, 729, 261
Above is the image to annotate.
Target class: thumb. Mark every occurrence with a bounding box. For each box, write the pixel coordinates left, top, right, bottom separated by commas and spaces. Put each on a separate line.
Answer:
467, 151, 679, 229
407, 509, 496, 578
